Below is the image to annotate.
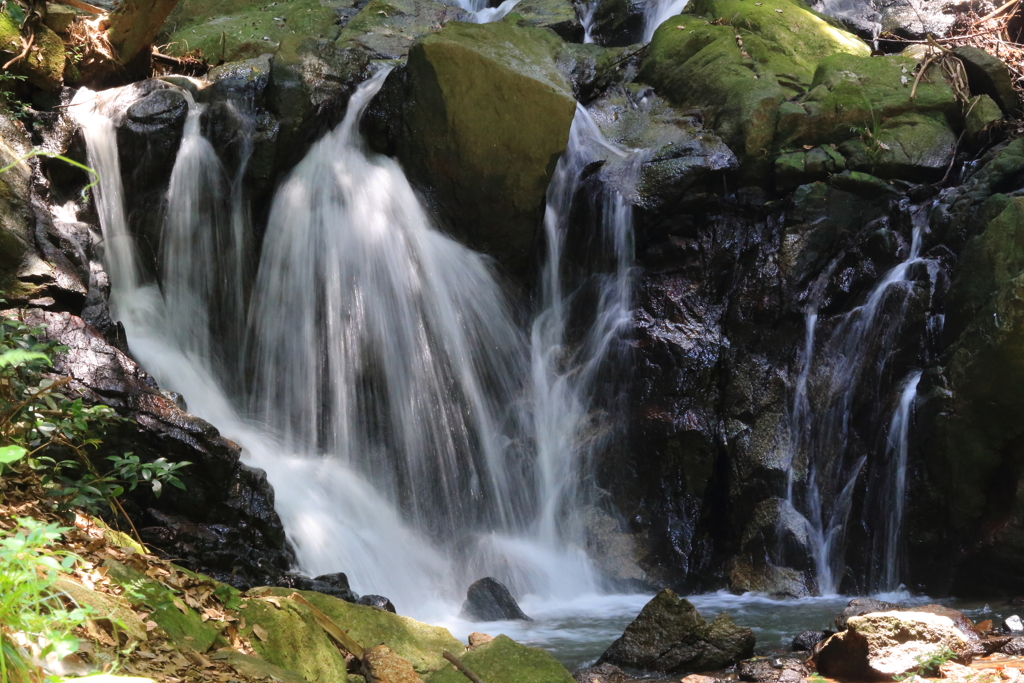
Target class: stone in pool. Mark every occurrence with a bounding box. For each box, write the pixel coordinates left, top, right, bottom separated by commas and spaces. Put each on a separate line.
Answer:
597, 589, 755, 672
459, 577, 532, 621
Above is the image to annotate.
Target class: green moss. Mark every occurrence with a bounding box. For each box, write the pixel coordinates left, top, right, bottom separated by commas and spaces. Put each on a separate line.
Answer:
400, 19, 576, 273
337, 0, 451, 59
0, 11, 64, 90
689, 0, 868, 91
165, 0, 340, 61
240, 593, 354, 683
427, 635, 574, 683
263, 588, 464, 674
101, 561, 225, 653
965, 93, 1003, 142
777, 53, 956, 148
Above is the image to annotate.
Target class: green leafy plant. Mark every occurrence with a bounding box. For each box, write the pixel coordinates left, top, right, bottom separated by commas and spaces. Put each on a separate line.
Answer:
892, 646, 957, 681
0, 517, 89, 683
0, 313, 189, 523
0, 72, 29, 121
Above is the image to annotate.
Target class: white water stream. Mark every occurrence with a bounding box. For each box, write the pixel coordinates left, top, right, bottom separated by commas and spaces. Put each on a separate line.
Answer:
70, 66, 651, 640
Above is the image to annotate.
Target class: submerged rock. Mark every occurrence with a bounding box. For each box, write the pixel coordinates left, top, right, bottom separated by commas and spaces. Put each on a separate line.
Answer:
459, 577, 532, 621
598, 589, 755, 672
815, 611, 973, 680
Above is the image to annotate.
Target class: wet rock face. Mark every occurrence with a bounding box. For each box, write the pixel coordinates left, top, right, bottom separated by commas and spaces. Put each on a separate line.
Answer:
19, 307, 293, 589
459, 577, 532, 622
793, 631, 827, 651
739, 656, 810, 683
815, 612, 974, 680
598, 589, 755, 672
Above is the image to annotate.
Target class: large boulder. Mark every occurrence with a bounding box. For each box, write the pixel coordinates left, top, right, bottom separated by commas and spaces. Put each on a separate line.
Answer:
427, 635, 574, 683
639, 0, 869, 174
459, 577, 532, 622
815, 611, 973, 680
398, 19, 576, 275
598, 589, 755, 672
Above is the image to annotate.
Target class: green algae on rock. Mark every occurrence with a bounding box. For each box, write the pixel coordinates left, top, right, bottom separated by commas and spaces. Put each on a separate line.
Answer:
0, 11, 65, 91
399, 18, 576, 274
262, 587, 464, 674
427, 635, 575, 683
337, 0, 462, 59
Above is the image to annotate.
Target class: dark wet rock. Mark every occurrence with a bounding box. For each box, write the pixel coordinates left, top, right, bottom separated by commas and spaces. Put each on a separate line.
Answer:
276, 572, 360, 602
460, 577, 532, 622
727, 558, 815, 598
1002, 637, 1024, 654
10, 308, 293, 589
598, 589, 755, 672
835, 598, 899, 631
357, 595, 398, 613
954, 46, 1020, 116
398, 19, 575, 275
739, 656, 810, 683
587, 0, 645, 47
573, 662, 632, 683
793, 630, 827, 651
580, 504, 651, 586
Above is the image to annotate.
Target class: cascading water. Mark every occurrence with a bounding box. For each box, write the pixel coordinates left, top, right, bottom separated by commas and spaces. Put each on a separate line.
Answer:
786, 211, 934, 594
448, 0, 521, 23
643, 0, 690, 41
71, 68, 647, 620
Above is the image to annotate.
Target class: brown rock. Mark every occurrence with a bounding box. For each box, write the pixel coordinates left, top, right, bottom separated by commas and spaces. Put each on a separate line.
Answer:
468, 632, 495, 648
362, 645, 423, 683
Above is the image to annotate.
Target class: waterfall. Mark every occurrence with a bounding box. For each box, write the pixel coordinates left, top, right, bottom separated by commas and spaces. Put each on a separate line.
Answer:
786, 210, 933, 594
643, 0, 690, 41
875, 370, 921, 592
70, 65, 645, 615
448, 0, 521, 23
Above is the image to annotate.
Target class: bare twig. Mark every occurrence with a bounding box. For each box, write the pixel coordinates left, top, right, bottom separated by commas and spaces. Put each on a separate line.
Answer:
443, 650, 486, 683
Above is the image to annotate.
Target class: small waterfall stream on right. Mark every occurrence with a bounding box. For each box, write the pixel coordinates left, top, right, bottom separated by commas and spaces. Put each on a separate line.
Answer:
784, 207, 940, 595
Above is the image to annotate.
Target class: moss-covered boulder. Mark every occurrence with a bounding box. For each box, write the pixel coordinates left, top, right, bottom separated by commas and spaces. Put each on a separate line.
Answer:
945, 197, 1024, 338
965, 93, 1003, 145
240, 591, 355, 683
101, 560, 225, 653
774, 144, 845, 190
0, 110, 32, 297
399, 18, 576, 274
598, 589, 755, 672
427, 635, 574, 683
263, 588, 464, 674
164, 0, 341, 62
337, 0, 463, 59
510, 0, 583, 41
777, 53, 956, 149
837, 111, 957, 181
0, 10, 65, 90
639, 0, 868, 174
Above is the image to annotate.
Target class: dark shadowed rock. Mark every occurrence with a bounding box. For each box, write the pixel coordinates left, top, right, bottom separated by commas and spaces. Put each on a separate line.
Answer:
358, 594, 397, 613
834, 598, 899, 631
793, 630, 828, 651
954, 46, 1020, 116
460, 577, 532, 622
598, 589, 755, 672
573, 662, 633, 683
739, 656, 809, 682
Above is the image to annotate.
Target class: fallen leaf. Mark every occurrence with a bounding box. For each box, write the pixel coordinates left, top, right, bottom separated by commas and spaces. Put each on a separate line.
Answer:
172, 597, 189, 615
252, 624, 269, 642
677, 24, 685, 28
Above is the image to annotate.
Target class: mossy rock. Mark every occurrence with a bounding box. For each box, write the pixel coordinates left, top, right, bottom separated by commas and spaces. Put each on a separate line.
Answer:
838, 111, 956, 181
0, 10, 64, 90
336, 0, 459, 59
262, 587, 464, 674
777, 53, 957, 148
688, 0, 869, 91
101, 560, 225, 653
164, 0, 341, 62
427, 635, 574, 683
0, 109, 33, 297
399, 18, 576, 274
946, 197, 1024, 339
774, 144, 845, 190
965, 93, 1003, 145
510, 0, 583, 41
54, 578, 150, 642
240, 592, 354, 683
